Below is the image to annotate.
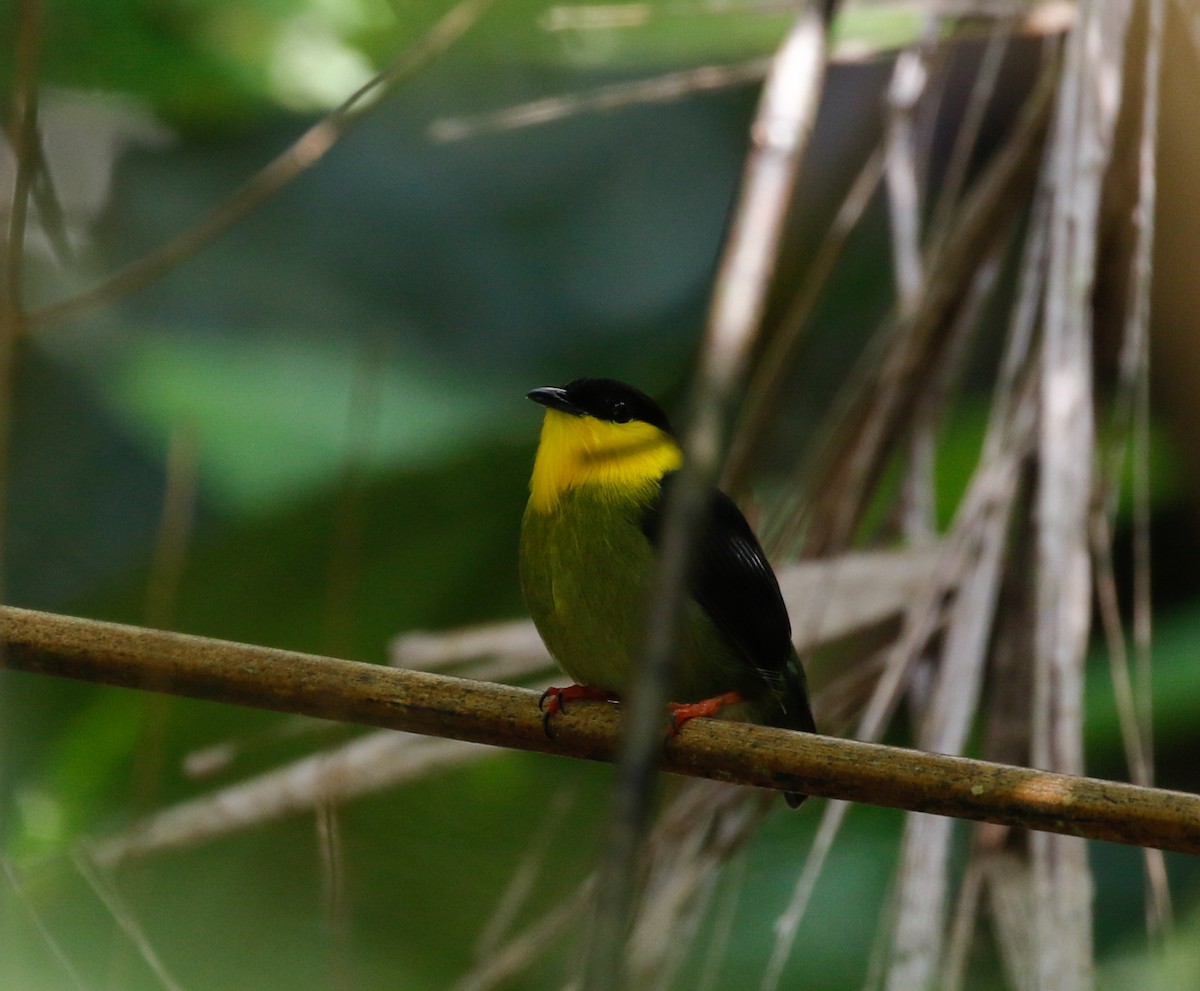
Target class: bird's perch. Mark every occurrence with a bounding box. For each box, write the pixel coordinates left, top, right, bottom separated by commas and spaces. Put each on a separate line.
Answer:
2, 605, 1198, 855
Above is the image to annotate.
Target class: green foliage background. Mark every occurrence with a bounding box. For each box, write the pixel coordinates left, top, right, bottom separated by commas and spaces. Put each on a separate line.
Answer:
3, 1, 1199, 989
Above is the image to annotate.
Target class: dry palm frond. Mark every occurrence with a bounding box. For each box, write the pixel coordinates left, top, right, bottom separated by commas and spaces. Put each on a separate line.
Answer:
70, 3, 1170, 989
90, 731, 504, 867
448, 780, 772, 991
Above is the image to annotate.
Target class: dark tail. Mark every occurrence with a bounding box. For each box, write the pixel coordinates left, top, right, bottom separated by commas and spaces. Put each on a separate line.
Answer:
781, 650, 817, 734
781, 650, 816, 808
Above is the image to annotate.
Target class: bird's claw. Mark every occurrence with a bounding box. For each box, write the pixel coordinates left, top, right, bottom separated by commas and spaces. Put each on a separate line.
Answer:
538, 684, 617, 737
665, 690, 746, 737
539, 686, 567, 738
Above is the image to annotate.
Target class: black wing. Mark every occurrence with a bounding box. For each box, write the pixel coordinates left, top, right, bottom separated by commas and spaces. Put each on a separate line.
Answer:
641, 473, 792, 673
642, 474, 816, 737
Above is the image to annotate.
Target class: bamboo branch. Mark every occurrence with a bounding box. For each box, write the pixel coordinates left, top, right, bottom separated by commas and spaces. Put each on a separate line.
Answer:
2, 606, 1198, 855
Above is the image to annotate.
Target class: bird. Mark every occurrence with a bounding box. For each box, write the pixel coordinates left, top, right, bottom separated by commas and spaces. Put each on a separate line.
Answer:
518, 377, 815, 806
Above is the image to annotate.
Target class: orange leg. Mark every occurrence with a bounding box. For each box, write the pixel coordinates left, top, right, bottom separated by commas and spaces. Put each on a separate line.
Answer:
667, 690, 745, 735
539, 684, 619, 736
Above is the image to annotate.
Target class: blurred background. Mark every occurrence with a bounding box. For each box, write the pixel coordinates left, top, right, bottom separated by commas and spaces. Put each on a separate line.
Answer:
2, 0, 1200, 988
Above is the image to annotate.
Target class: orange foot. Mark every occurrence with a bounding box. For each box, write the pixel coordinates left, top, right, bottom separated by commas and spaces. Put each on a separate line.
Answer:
667, 690, 745, 735
539, 684, 619, 737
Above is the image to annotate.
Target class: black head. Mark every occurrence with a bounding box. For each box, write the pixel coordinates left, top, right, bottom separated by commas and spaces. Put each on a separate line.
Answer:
527, 378, 672, 433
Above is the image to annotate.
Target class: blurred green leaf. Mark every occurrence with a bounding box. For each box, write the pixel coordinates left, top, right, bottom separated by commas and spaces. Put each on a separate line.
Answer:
91, 331, 516, 516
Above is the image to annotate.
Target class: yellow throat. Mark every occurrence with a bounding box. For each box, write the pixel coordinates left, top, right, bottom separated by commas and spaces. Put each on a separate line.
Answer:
528, 409, 682, 514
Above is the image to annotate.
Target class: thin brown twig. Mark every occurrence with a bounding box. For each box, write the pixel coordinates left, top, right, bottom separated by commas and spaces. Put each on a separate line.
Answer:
1089, 511, 1149, 784
3, 606, 1199, 854
1133, 2, 1167, 941
429, 58, 772, 142
0, 121, 74, 266
144, 425, 200, 632
925, 20, 1011, 249
793, 59, 1057, 558
23, 130, 75, 265
127, 424, 200, 816
1, 856, 89, 991
724, 144, 885, 493
24, 0, 496, 333
433, 3, 1076, 148
583, 5, 834, 989
323, 336, 387, 659
1087, 500, 1175, 943
70, 848, 187, 991
1118, 0, 1161, 771
0, 0, 43, 636
2, 0, 41, 320
1108, 0, 1169, 942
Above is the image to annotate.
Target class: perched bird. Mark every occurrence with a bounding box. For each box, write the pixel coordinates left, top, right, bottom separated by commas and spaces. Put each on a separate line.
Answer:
518, 378, 815, 805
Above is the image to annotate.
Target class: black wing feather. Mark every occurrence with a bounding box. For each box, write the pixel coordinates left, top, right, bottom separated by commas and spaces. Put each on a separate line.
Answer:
641, 474, 793, 674
643, 473, 816, 784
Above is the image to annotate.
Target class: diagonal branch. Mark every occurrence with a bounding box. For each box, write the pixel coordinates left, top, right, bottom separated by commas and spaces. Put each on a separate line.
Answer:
2, 605, 1199, 856
587, 3, 835, 988
23, 0, 495, 333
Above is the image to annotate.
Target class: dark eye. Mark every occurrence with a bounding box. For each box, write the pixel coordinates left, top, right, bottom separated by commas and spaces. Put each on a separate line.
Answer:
609, 400, 631, 423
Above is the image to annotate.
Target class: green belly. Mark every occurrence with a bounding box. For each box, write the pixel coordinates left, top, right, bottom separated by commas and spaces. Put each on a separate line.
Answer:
519, 486, 746, 703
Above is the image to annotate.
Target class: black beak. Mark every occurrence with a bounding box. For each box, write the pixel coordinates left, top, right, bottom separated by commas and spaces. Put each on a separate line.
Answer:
527, 387, 582, 416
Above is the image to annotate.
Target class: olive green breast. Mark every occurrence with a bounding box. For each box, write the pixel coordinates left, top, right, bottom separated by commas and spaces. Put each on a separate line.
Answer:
519, 485, 746, 703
